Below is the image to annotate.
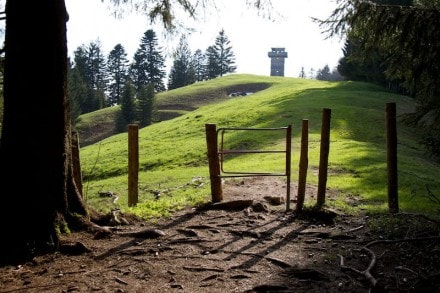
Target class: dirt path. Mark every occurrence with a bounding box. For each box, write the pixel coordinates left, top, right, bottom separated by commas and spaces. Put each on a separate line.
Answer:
1, 177, 438, 292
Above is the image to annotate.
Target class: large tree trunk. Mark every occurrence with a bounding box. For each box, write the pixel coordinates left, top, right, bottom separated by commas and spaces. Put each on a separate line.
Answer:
0, 0, 88, 264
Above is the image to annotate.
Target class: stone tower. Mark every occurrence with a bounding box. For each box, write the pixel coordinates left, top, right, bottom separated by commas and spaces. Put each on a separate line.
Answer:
268, 48, 288, 76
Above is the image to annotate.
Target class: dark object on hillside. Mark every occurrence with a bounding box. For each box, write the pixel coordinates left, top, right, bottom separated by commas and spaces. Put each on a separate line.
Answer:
228, 91, 253, 97
99, 191, 116, 197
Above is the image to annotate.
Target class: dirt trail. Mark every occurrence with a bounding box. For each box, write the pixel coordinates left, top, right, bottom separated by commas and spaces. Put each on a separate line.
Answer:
1, 177, 438, 293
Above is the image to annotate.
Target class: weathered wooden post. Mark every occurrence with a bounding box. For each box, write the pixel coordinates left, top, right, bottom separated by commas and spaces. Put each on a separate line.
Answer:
285, 125, 292, 210
205, 124, 223, 203
128, 124, 139, 207
296, 119, 309, 213
317, 108, 331, 206
386, 102, 399, 213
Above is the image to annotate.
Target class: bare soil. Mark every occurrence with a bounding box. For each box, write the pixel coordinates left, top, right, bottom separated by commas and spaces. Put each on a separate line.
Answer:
1, 177, 439, 293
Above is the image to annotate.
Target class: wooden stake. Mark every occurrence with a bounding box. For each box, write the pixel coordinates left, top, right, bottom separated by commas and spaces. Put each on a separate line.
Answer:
317, 108, 331, 206
386, 102, 399, 213
205, 124, 223, 203
128, 124, 139, 207
296, 119, 308, 213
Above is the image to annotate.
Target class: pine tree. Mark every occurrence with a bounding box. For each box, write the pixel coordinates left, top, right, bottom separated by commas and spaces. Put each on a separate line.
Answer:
193, 49, 207, 81
337, 39, 388, 85
299, 67, 306, 78
71, 41, 107, 114
129, 29, 166, 93
72, 46, 93, 113
86, 41, 107, 95
213, 29, 236, 77
205, 45, 219, 79
168, 35, 196, 90
321, 0, 440, 158
67, 64, 86, 127
137, 83, 156, 127
316, 65, 331, 81
116, 81, 136, 132
107, 44, 129, 106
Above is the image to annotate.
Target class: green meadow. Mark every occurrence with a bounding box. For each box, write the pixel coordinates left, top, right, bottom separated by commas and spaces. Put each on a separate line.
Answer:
78, 74, 440, 219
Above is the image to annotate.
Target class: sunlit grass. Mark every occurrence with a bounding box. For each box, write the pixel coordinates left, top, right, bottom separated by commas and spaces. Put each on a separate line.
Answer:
79, 74, 440, 220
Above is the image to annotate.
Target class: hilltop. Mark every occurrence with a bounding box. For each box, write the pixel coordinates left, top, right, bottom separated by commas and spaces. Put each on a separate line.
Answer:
75, 75, 271, 146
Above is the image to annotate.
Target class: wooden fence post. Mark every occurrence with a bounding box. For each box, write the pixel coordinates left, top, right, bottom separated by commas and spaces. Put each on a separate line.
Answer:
386, 102, 399, 213
285, 125, 292, 211
128, 124, 139, 207
205, 124, 223, 203
296, 119, 309, 213
317, 108, 331, 206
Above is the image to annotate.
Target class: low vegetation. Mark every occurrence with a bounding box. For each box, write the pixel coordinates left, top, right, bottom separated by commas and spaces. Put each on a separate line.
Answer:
78, 74, 440, 220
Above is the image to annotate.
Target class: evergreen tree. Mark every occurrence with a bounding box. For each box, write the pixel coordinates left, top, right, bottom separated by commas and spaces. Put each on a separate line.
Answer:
321, 0, 440, 158
137, 83, 156, 127
86, 41, 107, 94
337, 39, 389, 85
299, 67, 306, 78
107, 44, 129, 106
316, 64, 331, 81
329, 67, 344, 81
67, 64, 86, 127
193, 49, 206, 82
87, 42, 107, 111
71, 46, 92, 113
168, 35, 196, 90
129, 29, 166, 93
129, 52, 148, 93
205, 45, 220, 79
72, 46, 88, 83
116, 81, 136, 132
71, 41, 107, 114
213, 29, 237, 77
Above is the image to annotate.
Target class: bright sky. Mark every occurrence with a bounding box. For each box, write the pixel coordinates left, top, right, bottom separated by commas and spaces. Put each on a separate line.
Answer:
65, 0, 345, 78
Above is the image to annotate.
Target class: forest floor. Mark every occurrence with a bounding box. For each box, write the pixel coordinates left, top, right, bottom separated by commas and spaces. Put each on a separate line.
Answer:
1, 177, 439, 293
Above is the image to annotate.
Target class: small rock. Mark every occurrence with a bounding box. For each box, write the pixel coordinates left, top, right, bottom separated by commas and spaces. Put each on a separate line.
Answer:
252, 202, 269, 212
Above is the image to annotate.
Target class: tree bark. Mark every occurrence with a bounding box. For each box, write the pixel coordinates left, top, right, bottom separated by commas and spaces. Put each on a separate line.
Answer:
0, 0, 88, 264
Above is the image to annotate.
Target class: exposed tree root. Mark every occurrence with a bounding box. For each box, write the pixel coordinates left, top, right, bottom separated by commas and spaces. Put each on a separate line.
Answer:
338, 235, 440, 290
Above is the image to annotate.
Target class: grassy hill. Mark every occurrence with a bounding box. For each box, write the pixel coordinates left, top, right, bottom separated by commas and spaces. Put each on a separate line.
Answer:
78, 74, 440, 219
75, 75, 271, 146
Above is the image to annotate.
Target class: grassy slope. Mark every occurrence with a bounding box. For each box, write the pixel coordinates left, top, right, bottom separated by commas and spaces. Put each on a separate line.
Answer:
75, 75, 271, 146
79, 74, 440, 219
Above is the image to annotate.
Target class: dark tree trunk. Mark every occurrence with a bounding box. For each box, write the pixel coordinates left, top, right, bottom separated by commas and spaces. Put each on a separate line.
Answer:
0, 0, 88, 264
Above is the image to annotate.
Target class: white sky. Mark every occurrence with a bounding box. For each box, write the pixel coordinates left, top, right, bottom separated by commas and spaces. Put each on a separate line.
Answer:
65, 0, 345, 78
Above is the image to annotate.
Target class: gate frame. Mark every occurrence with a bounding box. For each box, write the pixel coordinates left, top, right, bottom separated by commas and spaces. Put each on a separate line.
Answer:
205, 124, 292, 210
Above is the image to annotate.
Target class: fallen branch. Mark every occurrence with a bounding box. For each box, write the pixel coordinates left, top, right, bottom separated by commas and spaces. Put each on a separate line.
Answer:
114, 276, 128, 285
338, 247, 378, 288
338, 235, 440, 290
348, 225, 364, 233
